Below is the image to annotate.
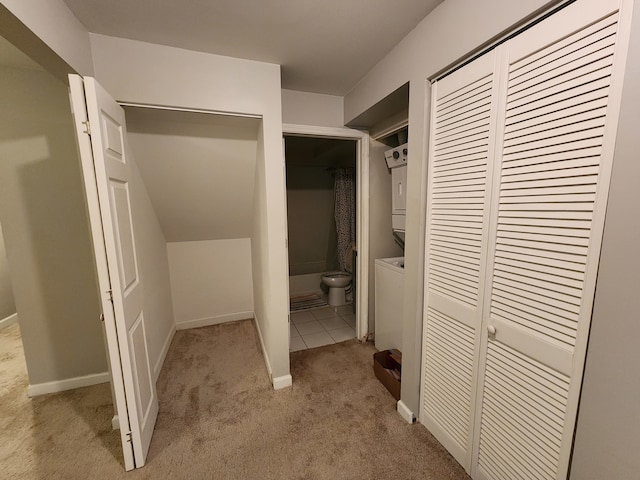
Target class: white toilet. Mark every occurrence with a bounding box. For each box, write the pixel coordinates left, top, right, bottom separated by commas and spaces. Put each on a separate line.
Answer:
321, 271, 352, 306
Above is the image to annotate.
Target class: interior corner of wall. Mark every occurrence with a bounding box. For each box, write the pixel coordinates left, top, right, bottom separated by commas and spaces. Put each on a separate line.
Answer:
252, 313, 273, 378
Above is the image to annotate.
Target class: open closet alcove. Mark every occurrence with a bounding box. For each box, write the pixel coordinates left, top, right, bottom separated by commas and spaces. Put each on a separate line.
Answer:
124, 106, 261, 333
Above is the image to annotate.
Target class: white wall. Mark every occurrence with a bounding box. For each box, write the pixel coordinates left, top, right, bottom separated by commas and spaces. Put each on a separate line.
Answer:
167, 239, 254, 329
0, 219, 16, 321
0, 65, 106, 385
127, 155, 176, 379
126, 108, 259, 242
90, 34, 290, 383
368, 140, 404, 333
251, 124, 276, 378
281, 89, 344, 127
570, 2, 640, 477
344, 0, 556, 123
344, 0, 557, 414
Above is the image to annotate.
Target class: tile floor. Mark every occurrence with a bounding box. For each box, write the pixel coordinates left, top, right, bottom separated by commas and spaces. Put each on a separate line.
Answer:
290, 304, 356, 352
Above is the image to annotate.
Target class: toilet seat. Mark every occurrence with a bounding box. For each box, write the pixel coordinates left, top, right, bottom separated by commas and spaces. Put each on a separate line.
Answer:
323, 272, 350, 279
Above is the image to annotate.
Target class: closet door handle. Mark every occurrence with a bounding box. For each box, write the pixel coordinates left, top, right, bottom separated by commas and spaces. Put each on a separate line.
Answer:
487, 325, 496, 336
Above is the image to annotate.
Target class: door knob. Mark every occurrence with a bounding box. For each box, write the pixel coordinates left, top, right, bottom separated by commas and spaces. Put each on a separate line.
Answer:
487, 325, 496, 336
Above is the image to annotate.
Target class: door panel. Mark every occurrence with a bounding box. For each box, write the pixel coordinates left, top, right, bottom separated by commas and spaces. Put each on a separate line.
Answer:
474, 3, 626, 479
69, 74, 136, 472
110, 182, 139, 292
69, 74, 158, 469
420, 50, 501, 471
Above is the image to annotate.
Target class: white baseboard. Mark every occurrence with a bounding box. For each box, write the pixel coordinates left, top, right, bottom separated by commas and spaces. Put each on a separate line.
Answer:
0, 312, 18, 330
28, 371, 110, 397
175, 311, 254, 331
154, 325, 176, 381
273, 374, 292, 390
397, 400, 416, 424
112, 415, 120, 431
253, 313, 273, 379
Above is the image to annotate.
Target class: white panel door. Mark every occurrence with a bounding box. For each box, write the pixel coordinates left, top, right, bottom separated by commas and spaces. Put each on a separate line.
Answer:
69, 75, 158, 470
473, 0, 630, 478
420, 50, 501, 472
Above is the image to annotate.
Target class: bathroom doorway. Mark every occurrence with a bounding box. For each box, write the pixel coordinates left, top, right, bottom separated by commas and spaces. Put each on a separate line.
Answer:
283, 125, 370, 351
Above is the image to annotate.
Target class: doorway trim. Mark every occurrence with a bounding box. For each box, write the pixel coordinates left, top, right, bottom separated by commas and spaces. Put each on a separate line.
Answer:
282, 123, 370, 340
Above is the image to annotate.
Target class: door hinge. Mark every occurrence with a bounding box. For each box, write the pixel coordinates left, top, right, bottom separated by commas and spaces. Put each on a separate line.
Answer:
82, 120, 91, 135
106, 289, 113, 303
125, 431, 132, 443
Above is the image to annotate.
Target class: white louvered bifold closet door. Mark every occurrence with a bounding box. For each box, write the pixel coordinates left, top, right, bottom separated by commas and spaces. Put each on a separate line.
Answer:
473, 1, 630, 479
421, 0, 631, 478
420, 51, 500, 471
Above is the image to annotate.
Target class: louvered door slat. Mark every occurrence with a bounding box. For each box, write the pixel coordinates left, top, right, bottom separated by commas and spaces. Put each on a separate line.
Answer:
435, 128, 490, 150
437, 76, 492, 109
436, 98, 492, 126
494, 254, 586, 283
478, 343, 571, 480
499, 192, 596, 204
481, 404, 557, 478
491, 309, 576, 346
504, 97, 609, 136
504, 113, 607, 148
503, 128, 605, 157
430, 265, 479, 286
492, 290, 582, 327
436, 120, 492, 144
480, 406, 557, 479
433, 155, 488, 172
482, 381, 564, 448
433, 164, 488, 178
425, 349, 473, 391
433, 145, 490, 163
493, 273, 581, 307
493, 263, 583, 297
435, 137, 491, 157
496, 242, 587, 266
506, 72, 611, 115
501, 163, 600, 182
496, 230, 590, 248
495, 237, 588, 257
491, 299, 578, 335
507, 46, 615, 102
479, 442, 523, 480
509, 15, 617, 84
430, 252, 481, 271
424, 307, 475, 450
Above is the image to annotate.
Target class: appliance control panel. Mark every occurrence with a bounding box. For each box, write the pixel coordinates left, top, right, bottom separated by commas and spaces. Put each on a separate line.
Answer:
384, 143, 408, 169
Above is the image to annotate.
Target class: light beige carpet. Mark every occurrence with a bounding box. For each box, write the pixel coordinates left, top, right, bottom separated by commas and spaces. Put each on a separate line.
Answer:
0, 320, 469, 479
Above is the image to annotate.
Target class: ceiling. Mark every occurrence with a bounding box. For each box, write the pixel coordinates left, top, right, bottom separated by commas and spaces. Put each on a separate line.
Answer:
62, 0, 443, 95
